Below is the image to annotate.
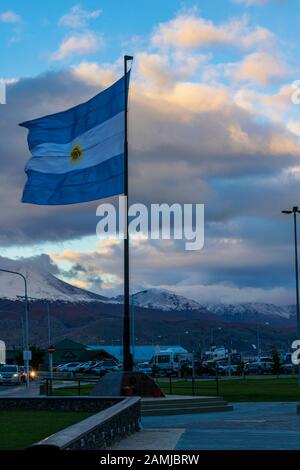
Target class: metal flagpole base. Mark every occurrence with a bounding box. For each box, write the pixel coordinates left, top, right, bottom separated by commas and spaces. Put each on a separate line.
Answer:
91, 371, 164, 398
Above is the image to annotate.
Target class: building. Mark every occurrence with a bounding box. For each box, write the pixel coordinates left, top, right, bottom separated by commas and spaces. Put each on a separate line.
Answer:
48, 339, 114, 365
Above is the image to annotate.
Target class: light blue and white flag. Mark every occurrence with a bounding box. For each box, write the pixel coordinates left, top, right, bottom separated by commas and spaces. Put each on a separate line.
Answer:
20, 73, 129, 205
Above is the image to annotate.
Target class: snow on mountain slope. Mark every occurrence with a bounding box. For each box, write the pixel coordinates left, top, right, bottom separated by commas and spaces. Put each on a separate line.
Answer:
115, 288, 295, 319
206, 302, 293, 319
0, 256, 107, 302
0, 256, 295, 320
115, 288, 203, 311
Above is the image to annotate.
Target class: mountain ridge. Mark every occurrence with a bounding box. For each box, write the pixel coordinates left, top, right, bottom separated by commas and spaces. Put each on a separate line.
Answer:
0, 256, 295, 321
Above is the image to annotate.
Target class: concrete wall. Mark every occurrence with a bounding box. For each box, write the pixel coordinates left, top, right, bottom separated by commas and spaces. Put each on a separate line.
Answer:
0, 396, 120, 412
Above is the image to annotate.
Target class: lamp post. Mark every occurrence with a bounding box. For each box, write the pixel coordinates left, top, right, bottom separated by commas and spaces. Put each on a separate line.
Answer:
282, 206, 300, 387
0, 268, 30, 387
210, 327, 222, 347
131, 294, 135, 369
46, 302, 52, 378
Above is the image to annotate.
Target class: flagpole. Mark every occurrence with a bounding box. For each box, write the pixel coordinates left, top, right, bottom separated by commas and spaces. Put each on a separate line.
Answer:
123, 55, 133, 371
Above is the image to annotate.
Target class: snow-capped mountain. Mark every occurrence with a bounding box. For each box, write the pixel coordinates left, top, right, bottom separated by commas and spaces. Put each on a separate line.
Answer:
0, 256, 107, 302
114, 288, 203, 311
114, 288, 295, 321
206, 302, 295, 320
0, 256, 295, 321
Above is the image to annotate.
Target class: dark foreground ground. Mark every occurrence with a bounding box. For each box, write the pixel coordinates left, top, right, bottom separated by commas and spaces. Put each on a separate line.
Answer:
0, 410, 93, 450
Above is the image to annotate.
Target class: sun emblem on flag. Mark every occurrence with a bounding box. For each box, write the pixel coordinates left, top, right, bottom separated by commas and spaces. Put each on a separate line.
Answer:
69, 143, 83, 164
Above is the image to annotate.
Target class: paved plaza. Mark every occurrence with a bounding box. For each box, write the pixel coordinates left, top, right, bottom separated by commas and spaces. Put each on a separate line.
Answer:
113, 402, 300, 450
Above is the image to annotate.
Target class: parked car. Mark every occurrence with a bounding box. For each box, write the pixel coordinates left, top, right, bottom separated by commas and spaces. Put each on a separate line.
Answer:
136, 362, 152, 374
281, 363, 295, 375
76, 361, 95, 373
59, 362, 82, 373
90, 365, 107, 377
85, 361, 103, 374
100, 360, 121, 372
72, 363, 86, 372
89, 360, 120, 374
258, 356, 273, 363
197, 360, 217, 376
222, 365, 239, 376
0, 365, 22, 385
245, 361, 273, 375
55, 363, 72, 372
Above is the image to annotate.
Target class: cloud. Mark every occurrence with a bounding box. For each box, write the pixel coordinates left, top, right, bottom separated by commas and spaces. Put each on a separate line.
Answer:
233, 0, 277, 5
58, 4, 102, 29
232, 52, 288, 85
1, 4, 299, 303
136, 52, 208, 90
0, 11, 21, 23
51, 32, 104, 60
53, 245, 123, 292
1, 63, 299, 249
151, 12, 274, 50
48, 229, 296, 303
0, 254, 59, 276
234, 84, 294, 123
72, 62, 118, 87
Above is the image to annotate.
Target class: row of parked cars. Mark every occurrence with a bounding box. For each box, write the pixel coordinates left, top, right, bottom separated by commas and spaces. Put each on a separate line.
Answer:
0, 364, 37, 385
200, 356, 295, 376
53, 360, 122, 375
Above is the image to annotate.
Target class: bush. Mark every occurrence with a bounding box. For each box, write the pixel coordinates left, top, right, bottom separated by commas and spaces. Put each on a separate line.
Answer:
271, 346, 282, 375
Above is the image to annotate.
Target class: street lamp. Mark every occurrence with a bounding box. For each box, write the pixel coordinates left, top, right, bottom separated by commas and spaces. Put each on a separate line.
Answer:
210, 327, 222, 347
0, 268, 30, 387
256, 319, 270, 358
20, 297, 52, 376
282, 206, 300, 387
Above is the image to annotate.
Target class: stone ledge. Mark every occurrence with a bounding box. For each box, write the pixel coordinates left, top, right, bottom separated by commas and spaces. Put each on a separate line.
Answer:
29, 397, 141, 450
0, 396, 121, 412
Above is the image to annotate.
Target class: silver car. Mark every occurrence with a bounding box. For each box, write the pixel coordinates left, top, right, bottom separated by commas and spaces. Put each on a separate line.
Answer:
0, 365, 22, 385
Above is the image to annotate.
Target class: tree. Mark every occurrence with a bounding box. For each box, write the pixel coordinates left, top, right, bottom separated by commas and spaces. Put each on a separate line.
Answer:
271, 346, 281, 376
151, 364, 160, 377
237, 361, 245, 378
14, 345, 45, 370
180, 362, 190, 378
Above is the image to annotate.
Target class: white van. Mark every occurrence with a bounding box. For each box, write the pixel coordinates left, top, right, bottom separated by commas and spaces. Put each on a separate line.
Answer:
150, 350, 190, 375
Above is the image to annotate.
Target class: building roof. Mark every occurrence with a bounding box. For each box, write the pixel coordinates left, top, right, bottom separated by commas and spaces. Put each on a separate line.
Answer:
53, 339, 86, 350
86, 345, 188, 362
51, 339, 113, 364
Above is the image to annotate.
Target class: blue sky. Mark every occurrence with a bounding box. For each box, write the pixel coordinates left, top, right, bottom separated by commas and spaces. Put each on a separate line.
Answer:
1, 0, 299, 79
1, 0, 300, 304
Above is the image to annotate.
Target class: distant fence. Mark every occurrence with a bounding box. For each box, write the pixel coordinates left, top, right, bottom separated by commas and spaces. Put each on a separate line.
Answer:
40, 375, 221, 398
41, 377, 99, 396
156, 375, 220, 396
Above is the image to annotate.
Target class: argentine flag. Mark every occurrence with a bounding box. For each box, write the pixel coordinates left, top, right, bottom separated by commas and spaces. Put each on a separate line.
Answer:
20, 73, 129, 205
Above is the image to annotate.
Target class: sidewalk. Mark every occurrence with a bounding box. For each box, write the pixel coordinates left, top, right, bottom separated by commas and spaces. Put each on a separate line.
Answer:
111, 429, 184, 450
0, 381, 40, 396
